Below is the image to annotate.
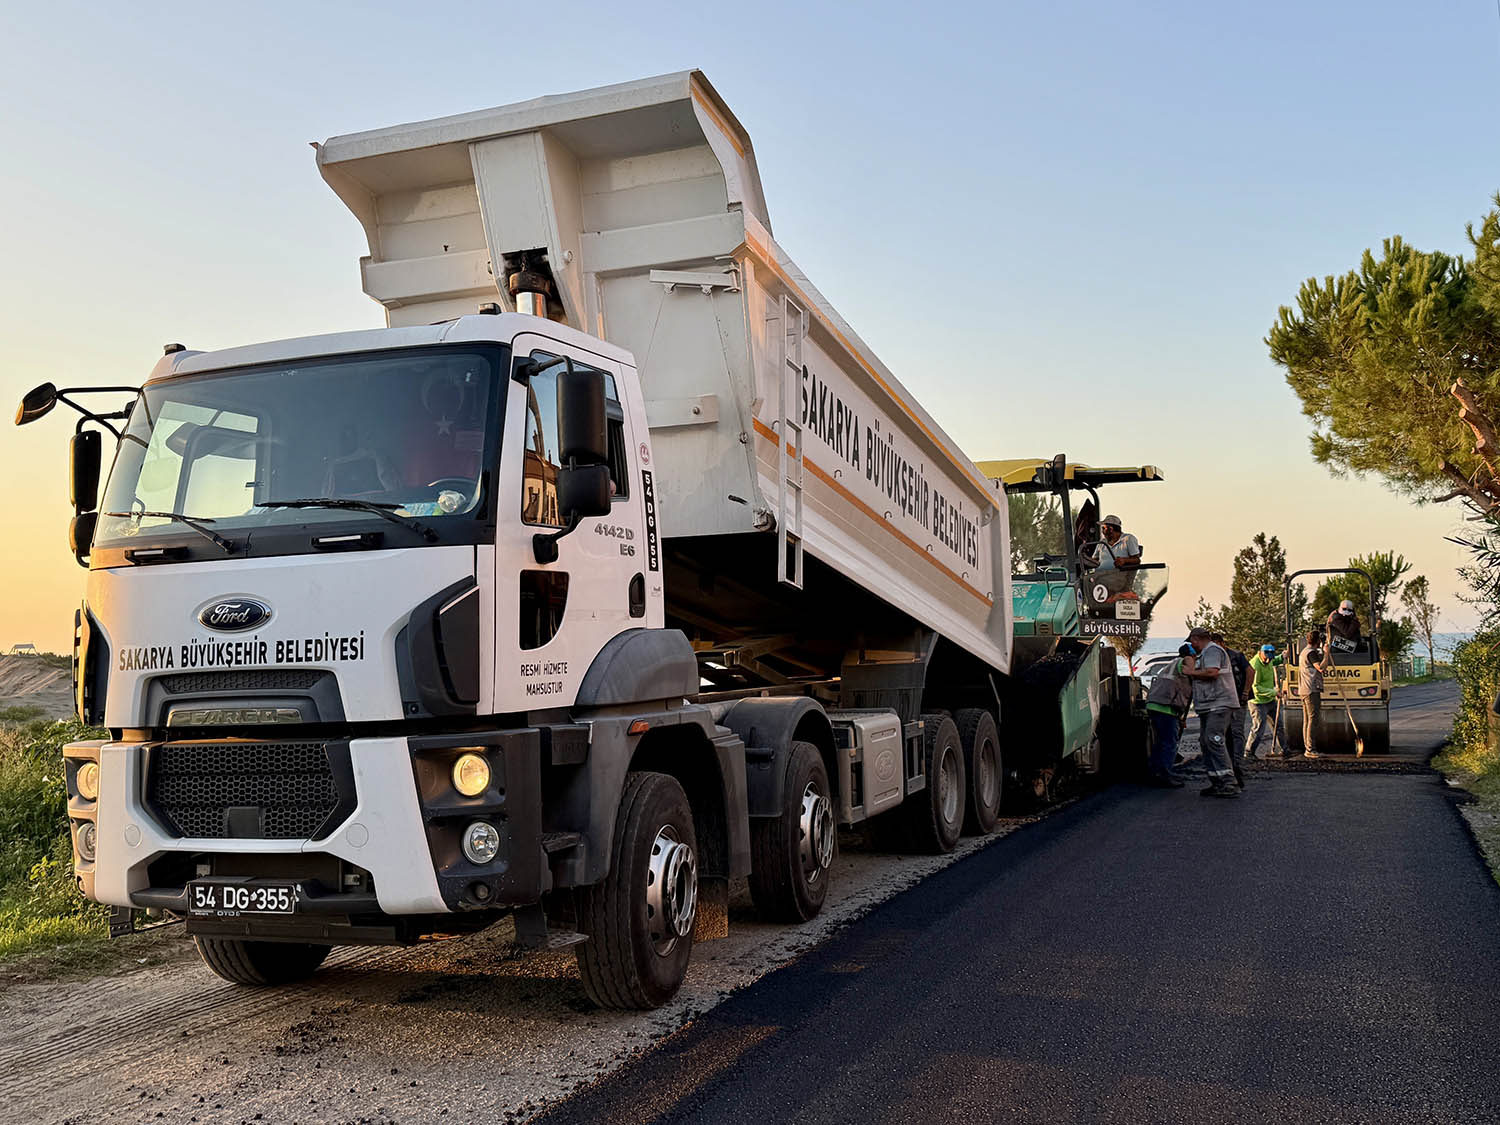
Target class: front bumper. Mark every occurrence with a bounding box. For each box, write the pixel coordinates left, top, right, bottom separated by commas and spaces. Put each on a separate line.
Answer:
64, 730, 547, 917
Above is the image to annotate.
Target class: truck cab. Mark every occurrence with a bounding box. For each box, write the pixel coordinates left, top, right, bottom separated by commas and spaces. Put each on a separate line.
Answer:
46, 312, 755, 1008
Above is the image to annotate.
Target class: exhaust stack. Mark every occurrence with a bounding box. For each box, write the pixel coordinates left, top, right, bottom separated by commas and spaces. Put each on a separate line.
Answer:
507, 266, 552, 319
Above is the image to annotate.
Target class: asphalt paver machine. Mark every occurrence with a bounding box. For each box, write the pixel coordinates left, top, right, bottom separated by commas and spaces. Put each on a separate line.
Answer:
977, 454, 1169, 800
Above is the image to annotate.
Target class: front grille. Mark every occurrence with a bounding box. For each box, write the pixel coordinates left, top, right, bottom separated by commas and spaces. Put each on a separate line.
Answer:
147, 741, 340, 839
156, 669, 327, 694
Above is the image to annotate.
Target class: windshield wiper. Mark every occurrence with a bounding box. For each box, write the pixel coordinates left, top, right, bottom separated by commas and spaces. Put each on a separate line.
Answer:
257, 498, 438, 542
103, 511, 237, 555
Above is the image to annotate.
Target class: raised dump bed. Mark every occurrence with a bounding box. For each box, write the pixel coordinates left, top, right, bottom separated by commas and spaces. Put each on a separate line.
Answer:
317, 71, 1011, 683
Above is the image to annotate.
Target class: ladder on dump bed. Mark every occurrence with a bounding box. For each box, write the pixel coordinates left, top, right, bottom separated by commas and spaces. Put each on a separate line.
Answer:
776, 294, 807, 589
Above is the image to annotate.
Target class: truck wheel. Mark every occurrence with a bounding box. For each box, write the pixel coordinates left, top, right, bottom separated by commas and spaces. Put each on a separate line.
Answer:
956, 708, 1001, 835
749, 741, 835, 922
193, 937, 330, 985
575, 771, 698, 1010
904, 714, 966, 854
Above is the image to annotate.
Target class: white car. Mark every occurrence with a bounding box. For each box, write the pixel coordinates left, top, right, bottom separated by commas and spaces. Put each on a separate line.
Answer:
1137, 654, 1177, 694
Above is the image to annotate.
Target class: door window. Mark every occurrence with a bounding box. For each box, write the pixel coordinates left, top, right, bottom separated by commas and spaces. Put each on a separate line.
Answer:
520, 352, 624, 526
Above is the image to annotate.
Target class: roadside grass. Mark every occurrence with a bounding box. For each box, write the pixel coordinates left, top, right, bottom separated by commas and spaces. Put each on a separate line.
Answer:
0, 707, 192, 984
1394, 663, 1456, 688
2, 652, 70, 671
0, 708, 111, 964
1432, 636, 1500, 882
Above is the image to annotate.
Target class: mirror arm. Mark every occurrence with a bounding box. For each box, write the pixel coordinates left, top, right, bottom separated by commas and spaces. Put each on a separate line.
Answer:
532, 514, 580, 564
512, 354, 574, 384
74, 412, 126, 439
56, 388, 137, 438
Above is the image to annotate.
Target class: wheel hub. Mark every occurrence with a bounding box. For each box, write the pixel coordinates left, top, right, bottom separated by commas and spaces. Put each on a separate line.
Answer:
645, 825, 697, 954
798, 782, 835, 883
939, 748, 960, 824
977, 739, 998, 808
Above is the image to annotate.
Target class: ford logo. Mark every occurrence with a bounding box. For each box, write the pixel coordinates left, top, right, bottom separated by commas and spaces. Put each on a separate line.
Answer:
197, 597, 272, 632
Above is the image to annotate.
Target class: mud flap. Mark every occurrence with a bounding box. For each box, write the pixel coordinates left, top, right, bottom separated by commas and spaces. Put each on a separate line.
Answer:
108, 905, 135, 938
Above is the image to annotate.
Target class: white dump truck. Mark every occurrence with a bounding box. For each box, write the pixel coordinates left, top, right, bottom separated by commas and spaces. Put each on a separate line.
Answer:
20, 72, 1019, 1009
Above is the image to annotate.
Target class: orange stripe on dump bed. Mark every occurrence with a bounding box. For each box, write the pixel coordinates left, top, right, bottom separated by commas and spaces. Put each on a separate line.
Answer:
690, 84, 747, 158
752, 418, 993, 608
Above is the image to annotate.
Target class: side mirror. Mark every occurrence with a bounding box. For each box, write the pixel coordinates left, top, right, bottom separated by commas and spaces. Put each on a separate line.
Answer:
70, 430, 101, 512
557, 369, 609, 465
559, 463, 612, 521
69, 511, 98, 568
534, 463, 614, 564
15, 382, 58, 426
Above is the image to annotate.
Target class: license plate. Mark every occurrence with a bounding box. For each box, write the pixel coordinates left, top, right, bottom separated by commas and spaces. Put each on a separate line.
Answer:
188, 881, 297, 917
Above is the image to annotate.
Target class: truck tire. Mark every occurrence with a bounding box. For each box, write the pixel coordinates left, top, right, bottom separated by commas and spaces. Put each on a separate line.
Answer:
193, 937, 330, 986
748, 741, 835, 922
956, 708, 1001, 835
904, 714, 966, 854
575, 771, 698, 1010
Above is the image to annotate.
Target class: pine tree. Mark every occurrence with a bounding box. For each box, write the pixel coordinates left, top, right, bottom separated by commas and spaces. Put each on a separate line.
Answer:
1310, 551, 1412, 624
1190, 533, 1307, 652
1267, 215, 1500, 502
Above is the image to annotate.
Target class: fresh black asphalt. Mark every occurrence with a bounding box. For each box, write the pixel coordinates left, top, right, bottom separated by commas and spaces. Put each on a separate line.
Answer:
538, 684, 1500, 1123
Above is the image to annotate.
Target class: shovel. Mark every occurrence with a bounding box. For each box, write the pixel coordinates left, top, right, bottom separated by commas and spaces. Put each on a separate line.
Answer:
1340, 689, 1366, 758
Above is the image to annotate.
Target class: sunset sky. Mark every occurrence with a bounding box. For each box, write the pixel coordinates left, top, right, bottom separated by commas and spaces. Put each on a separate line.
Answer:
3, 0, 1496, 654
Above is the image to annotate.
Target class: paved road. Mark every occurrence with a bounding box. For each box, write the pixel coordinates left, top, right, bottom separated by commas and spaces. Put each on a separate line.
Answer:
539, 682, 1500, 1123
1388, 679, 1460, 755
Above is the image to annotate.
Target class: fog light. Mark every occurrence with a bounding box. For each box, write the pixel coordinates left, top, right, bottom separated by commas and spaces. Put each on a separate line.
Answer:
76, 761, 99, 801
76, 821, 96, 862
462, 820, 501, 864
451, 753, 491, 797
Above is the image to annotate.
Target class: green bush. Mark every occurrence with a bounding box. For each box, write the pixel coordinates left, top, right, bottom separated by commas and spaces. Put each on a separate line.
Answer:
1439, 632, 1500, 800
0, 713, 109, 958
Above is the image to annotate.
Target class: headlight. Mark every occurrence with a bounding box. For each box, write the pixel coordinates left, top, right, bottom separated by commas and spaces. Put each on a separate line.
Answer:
76, 821, 97, 862
462, 820, 500, 864
451, 753, 491, 797
76, 761, 100, 801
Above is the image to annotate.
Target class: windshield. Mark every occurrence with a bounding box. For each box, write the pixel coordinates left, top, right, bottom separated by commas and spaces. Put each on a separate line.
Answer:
1007, 492, 1069, 573
96, 346, 504, 555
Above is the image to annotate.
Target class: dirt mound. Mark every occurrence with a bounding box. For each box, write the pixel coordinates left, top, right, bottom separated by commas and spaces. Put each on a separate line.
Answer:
0, 654, 74, 719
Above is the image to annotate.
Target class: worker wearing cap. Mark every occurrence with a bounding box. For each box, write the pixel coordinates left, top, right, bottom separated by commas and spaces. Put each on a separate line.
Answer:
1212, 632, 1253, 787
1185, 627, 1240, 798
1327, 599, 1362, 643
1095, 515, 1142, 571
1092, 515, 1142, 598
1245, 644, 1286, 760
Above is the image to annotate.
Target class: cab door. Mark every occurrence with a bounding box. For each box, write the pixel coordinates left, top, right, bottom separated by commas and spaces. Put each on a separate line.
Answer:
495, 334, 648, 712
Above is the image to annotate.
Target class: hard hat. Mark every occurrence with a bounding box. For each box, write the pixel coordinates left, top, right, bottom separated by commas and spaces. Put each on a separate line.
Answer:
1338, 599, 1355, 615
1101, 514, 1122, 528
1261, 644, 1275, 653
